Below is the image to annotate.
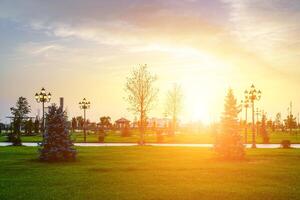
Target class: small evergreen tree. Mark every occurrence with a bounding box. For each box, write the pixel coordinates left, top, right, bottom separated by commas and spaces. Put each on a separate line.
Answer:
260, 113, 269, 144
214, 89, 245, 160
39, 104, 76, 161
9, 97, 31, 146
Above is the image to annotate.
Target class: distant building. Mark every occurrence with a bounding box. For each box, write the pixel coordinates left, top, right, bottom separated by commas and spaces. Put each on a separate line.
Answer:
115, 118, 130, 129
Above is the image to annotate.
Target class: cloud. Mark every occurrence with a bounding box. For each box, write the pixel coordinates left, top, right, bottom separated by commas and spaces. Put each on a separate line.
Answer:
222, 0, 300, 72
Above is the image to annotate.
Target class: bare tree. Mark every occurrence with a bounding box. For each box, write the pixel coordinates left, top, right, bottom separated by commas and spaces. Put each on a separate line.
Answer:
125, 64, 158, 144
165, 84, 183, 134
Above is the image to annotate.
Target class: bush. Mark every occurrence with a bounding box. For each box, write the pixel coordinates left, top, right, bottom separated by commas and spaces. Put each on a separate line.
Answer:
281, 140, 291, 149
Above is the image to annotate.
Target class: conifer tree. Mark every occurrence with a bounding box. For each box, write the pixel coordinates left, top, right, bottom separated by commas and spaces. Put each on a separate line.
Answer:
39, 104, 76, 161
214, 89, 245, 160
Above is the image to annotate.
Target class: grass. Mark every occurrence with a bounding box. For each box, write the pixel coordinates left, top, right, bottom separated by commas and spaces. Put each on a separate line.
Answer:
0, 146, 300, 199
1, 130, 300, 144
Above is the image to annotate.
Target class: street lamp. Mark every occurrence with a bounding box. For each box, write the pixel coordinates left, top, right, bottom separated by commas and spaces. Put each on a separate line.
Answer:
79, 98, 90, 143
35, 88, 51, 134
245, 84, 261, 148
241, 95, 250, 144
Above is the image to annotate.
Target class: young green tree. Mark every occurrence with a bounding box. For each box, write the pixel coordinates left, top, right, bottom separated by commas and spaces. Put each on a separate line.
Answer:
39, 104, 76, 161
260, 113, 269, 144
165, 84, 183, 135
275, 113, 282, 130
284, 114, 297, 134
34, 117, 40, 134
76, 116, 84, 130
125, 64, 158, 144
99, 116, 112, 129
9, 97, 31, 146
214, 89, 245, 160
25, 118, 34, 135
71, 117, 77, 132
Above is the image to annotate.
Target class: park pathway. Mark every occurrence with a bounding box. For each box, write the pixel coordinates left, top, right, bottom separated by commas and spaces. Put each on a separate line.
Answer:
1, 142, 300, 148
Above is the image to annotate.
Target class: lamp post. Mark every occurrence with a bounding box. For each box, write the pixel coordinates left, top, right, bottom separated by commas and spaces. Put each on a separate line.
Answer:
35, 88, 51, 134
241, 95, 250, 144
79, 98, 90, 143
245, 84, 261, 148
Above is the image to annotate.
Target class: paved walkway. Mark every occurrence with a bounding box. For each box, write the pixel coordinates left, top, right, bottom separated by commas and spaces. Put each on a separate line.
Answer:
0, 142, 300, 148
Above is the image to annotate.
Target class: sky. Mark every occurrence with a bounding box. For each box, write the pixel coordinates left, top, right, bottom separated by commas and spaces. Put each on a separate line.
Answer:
0, 0, 300, 124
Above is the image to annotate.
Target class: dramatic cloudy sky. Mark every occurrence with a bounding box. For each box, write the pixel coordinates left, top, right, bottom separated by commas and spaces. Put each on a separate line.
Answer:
0, 0, 300, 123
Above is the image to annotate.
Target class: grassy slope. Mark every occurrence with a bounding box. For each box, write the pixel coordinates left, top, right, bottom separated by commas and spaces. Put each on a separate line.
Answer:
0, 146, 300, 200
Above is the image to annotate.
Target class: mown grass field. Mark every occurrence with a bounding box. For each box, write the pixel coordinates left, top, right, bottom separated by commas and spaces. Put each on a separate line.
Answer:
1, 130, 300, 144
0, 146, 300, 199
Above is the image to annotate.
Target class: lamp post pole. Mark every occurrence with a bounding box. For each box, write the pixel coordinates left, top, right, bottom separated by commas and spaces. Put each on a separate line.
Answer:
245, 84, 261, 148
35, 88, 51, 135
79, 98, 90, 143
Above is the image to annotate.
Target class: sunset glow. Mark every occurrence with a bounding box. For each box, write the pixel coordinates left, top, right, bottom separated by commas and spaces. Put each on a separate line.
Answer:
0, 0, 300, 124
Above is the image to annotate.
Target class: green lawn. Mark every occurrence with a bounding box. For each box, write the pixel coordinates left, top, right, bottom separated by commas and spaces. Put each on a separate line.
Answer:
0, 146, 300, 199
1, 130, 300, 144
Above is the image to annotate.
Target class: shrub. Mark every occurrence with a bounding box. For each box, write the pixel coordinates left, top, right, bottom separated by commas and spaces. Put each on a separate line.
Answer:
281, 140, 291, 149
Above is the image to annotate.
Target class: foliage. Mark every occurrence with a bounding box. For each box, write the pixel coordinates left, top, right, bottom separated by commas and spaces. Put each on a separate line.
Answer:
214, 89, 245, 160
71, 117, 77, 131
99, 116, 112, 129
9, 97, 31, 146
284, 114, 297, 133
281, 140, 291, 149
34, 117, 40, 134
125, 64, 158, 144
260, 113, 269, 144
76, 116, 84, 129
24, 118, 34, 135
39, 104, 76, 161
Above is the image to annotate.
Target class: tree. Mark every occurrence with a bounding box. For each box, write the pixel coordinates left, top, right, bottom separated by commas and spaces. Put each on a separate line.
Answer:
71, 117, 77, 132
34, 117, 40, 134
76, 116, 84, 130
284, 114, 297, 134
125, 64, 158, 144
9, 97, 31, 146
165, 84, 183, 135
39, 104, 76, 161
260, 113, 269, 143
0, 123, 4, 134
25, 118, 34, 135
99, 116, 112, 130
214, 89, 245, 160
275, 113, 282, 130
